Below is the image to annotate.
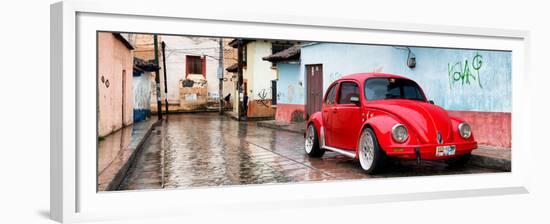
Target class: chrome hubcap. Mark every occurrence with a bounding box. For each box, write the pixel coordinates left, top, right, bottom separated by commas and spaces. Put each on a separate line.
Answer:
359, 131, 375, 170
305, 125, 314, 153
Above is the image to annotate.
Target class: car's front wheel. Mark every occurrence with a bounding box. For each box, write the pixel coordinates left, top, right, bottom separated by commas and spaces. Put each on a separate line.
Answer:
358, 128, 386, 174
305, 124, 325, 157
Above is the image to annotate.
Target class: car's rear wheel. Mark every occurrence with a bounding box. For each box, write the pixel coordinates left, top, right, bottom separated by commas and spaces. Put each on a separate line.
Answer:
358, 128, 386, 174
445, 153, 471, 167
305, 124, 325, 157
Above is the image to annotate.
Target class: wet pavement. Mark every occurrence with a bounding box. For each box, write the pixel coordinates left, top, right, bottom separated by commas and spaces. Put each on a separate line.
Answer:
118, 113, 503, 190
97, 118, 158, 191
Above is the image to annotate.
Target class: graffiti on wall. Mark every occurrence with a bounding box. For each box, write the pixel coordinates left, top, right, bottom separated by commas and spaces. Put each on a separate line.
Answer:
257, 88, 272, 107
448, 53, 484, 89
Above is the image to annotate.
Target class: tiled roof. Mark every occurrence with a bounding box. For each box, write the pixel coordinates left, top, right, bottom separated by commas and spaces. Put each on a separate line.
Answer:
262, 45, 301, 62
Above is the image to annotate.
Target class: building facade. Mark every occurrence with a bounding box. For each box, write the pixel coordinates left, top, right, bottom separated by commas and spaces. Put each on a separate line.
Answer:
132, 57, 159, 122
160, 36, 217, 111
128, 34, 166, 114
271, 43, 512, 148
97, 33, 134, 137
222, 38, 237, 109
229, 39, 295, 119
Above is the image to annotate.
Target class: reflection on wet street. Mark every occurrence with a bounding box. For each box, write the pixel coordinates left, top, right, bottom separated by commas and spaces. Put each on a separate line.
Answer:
119, 113, 501, 190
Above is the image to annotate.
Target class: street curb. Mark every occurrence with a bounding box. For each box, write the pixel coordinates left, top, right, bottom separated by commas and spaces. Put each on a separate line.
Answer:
469, 153, 511, 172
257, 122, 305, 134
105, 120, 162, 191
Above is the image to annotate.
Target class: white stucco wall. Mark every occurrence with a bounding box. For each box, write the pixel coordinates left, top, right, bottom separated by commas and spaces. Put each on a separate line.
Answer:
159, 36, 222, 102
244, 41, 277, 100
133, 72, 154, 109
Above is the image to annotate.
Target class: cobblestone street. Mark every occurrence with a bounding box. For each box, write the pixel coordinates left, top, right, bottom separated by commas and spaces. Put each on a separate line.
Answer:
119, 113, 502, 190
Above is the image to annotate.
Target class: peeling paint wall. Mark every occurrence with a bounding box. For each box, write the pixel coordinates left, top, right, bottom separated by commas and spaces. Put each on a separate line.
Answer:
133, 72, 153, 109
160, 36, 221, 110
275, 63, 306, 122
132, 71, 154, 121
276, 63, 304, 104
98, 33, 134, 137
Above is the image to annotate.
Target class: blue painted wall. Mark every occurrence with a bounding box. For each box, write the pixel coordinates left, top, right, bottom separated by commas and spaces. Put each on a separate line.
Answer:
285, 43, 512, 113
276, 63, 304, 104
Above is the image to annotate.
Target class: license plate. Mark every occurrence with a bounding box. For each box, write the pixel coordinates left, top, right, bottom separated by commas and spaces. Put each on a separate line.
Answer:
435, 145, 456, 157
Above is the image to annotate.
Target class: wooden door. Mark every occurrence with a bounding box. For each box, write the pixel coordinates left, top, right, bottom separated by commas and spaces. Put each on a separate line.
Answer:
306, 64, 323, 118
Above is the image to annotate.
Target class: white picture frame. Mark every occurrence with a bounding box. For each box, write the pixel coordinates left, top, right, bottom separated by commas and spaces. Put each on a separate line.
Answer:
50, 0, 530, 223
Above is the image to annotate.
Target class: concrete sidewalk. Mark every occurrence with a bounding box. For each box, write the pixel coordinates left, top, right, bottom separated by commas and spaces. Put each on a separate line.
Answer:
97, 118, 160, 191
471, 145, 511, 171
257, 120, 511, 171
257, 120, 306, 134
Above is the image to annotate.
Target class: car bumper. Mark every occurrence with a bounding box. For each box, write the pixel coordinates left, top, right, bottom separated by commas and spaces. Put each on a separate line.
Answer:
384, 141, 477, 160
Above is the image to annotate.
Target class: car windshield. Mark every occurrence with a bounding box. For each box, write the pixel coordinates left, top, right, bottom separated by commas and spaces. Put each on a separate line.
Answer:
364, 78, 426, 101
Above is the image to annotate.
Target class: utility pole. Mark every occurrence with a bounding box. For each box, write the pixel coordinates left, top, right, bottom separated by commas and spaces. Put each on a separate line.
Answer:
153, 34, 162, 120
236, 40, 243, 121
161, 41, 169, 116
218, 38, 224, 115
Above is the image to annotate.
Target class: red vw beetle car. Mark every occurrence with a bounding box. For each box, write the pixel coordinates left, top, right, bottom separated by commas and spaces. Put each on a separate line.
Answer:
304, 73, 478, 174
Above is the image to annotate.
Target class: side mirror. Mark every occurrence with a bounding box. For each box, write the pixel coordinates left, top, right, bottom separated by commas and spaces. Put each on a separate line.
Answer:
429, 100, 435, 104
350, 96, 360, 105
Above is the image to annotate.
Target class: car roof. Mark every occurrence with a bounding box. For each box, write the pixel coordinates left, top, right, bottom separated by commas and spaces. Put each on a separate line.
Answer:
338, 72, 412, 83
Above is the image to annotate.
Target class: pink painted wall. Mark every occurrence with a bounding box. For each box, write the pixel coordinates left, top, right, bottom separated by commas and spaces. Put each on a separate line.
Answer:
446, 110, 511, 148
276, 104, 306, 123
98, 33, 134, 137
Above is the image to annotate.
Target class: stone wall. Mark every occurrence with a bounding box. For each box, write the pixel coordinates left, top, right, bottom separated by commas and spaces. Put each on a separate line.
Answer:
179, 86, 208, 111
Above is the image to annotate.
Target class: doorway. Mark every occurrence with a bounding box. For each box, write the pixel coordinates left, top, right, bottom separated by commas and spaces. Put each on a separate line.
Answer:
305, 64, 323, 118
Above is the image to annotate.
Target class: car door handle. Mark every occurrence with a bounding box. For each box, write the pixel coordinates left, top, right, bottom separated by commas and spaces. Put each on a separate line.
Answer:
332, 108, 338, 113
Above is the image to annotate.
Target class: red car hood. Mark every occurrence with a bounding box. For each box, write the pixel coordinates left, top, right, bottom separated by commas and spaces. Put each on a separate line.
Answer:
368, 100, 453, 144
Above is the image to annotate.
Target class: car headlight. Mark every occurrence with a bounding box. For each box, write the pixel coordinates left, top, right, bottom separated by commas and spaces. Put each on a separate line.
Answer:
458, 122, 472, 139
392, 124, 408, 143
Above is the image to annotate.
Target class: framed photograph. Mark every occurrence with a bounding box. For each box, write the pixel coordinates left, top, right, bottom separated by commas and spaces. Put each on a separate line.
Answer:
51, 0, 530, 222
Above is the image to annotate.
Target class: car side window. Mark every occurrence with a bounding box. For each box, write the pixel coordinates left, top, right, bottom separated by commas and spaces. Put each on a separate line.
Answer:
337, 82, 359, 104
325, 84, 338, 105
